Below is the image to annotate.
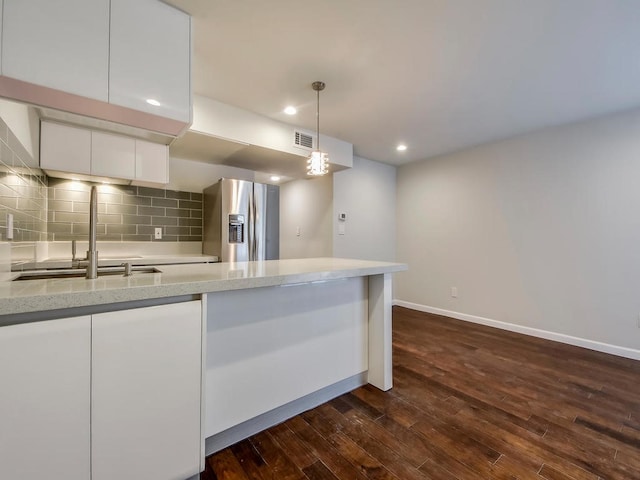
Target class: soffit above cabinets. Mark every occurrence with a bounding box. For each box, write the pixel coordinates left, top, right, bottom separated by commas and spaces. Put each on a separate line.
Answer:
170, 130, 350, 181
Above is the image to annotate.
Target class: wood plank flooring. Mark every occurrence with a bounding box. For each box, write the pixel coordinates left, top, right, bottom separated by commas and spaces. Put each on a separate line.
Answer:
200, 306, 640, 480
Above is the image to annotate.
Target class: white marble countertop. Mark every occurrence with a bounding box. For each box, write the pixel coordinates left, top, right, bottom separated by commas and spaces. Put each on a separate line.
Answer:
0, 258, 407, 316
12, 254, 218, 271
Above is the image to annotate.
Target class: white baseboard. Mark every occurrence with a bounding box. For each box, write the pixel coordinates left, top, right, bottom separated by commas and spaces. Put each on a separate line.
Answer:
393, 299, 640, 361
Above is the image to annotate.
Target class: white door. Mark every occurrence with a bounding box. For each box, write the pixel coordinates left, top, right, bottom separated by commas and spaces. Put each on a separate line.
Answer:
91, 301, 202, 480
109, 0, 191, 122
0, 316, 91, 480
2, 0, 109, 101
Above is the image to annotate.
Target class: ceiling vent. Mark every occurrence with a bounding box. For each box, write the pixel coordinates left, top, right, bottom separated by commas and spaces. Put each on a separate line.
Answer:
293, 129, 314, 150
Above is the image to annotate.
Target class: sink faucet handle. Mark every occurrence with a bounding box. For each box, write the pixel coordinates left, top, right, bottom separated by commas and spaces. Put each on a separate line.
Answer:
121, 262, 133, 277
71, 239, 77, 261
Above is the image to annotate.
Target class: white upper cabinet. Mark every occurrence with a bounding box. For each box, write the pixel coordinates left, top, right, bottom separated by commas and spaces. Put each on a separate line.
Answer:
41, 121, 169, 184
109, 0, 191, 123
0, 0, 3, 75
40, 121, 91, 175
135, 139, 169, 184
2, 0, 109, 102
91, 131, 136, 180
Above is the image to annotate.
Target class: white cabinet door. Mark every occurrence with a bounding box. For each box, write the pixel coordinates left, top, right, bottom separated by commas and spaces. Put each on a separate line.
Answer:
136, 139, 169, 184
2, 0, 109, 102
92, 301, 202, 480
0, 316, 91, 480
40, 121, 92, 175
91, 131, 136, 180
0, 0, 3, 75
41, 122, 169, 184
109, 0, 191, 122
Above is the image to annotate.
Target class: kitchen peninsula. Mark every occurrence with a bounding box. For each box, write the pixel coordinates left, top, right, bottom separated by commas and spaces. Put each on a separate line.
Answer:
0, 257, 406, 480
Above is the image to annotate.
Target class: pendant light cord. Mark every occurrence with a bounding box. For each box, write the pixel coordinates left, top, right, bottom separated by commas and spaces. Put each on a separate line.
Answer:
312, 81, 325, 152
316, 87, 320, 151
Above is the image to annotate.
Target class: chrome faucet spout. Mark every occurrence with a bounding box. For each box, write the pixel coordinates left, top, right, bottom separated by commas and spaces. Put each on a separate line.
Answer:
85, 186, 99, 279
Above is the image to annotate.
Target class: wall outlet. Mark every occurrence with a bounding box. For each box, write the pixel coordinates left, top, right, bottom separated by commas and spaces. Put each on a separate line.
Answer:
451, 286, 458, 298
296, 226, 301, 237
154, 227, 162, 240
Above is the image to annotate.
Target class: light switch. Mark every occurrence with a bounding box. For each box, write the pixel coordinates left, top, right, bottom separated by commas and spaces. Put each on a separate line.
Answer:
338, 223, 345, 235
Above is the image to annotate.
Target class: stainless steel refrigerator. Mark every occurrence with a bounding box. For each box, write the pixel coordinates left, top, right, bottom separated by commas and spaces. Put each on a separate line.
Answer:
203, 178, 279, 262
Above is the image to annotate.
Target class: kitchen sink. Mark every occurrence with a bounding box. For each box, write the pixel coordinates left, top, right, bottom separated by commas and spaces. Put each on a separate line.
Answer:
13, 266, 162, 281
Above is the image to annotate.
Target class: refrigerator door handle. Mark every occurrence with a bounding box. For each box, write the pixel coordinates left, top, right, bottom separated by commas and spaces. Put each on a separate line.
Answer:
252, 183, 267, 261
248, 190, 256, 261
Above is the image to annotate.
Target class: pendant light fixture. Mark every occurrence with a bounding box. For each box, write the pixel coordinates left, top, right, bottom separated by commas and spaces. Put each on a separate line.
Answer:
307, 81, 329, 176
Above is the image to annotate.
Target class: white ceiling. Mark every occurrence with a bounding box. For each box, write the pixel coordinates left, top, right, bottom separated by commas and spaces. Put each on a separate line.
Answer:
166, 0, 640, 166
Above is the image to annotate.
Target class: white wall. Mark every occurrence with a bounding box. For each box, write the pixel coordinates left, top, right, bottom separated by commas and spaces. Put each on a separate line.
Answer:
280, 176, 333, 259
396, 108, 640, 354
333, 156, 396, 261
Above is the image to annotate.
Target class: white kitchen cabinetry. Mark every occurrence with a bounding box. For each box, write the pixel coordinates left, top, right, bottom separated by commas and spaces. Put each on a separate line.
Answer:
40, 121, 92, 175
206, 278, 367, 437
2, 0, 109, 102
92, 301, 202, 480
110, 0, 191, 123
0, 0, 3, 75
41, 121, 169, 184
0, 316, 91, 480
136, 139, 169, 184
91, 131, 136, 180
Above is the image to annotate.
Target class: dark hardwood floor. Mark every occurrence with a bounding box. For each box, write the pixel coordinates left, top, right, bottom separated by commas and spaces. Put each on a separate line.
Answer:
201, 306, 640, 480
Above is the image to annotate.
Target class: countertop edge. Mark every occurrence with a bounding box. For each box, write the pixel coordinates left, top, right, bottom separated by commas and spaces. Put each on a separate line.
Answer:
0, 260, 407, 317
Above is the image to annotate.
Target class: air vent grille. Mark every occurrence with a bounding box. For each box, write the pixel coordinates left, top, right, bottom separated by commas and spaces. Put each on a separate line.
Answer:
294, 130, 314, 150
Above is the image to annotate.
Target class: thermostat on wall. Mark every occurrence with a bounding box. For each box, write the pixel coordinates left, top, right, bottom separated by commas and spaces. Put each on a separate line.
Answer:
338, 213, 346, 221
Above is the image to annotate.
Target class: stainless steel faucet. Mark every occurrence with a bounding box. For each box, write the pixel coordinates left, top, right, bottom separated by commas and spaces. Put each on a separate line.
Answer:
85, 186, 99, 279
71, 239, 79, 268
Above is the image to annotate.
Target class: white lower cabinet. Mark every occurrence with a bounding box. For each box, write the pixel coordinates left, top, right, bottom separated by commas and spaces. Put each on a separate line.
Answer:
0, 300, 202, 480
0, 316, 91, 480
92, 301, 202, 480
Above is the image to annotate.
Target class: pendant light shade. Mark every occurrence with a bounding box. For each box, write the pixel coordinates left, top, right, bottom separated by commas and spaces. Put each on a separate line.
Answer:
307, 150, 329, 176
307, 81, 329, 176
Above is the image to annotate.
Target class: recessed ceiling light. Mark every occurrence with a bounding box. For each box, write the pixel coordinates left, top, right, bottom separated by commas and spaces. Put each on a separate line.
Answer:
146, 98, 161, 106
396, 144, 407, 152
283, 106, 297, 115
270, 175, 281, 182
